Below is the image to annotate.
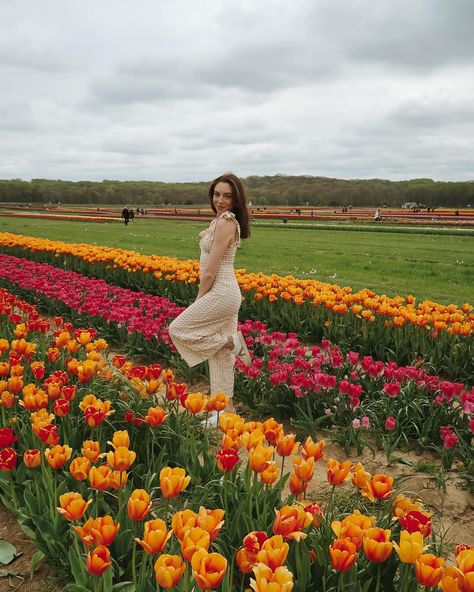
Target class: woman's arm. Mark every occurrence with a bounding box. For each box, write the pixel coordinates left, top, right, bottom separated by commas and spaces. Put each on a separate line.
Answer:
196, 219, 235, 299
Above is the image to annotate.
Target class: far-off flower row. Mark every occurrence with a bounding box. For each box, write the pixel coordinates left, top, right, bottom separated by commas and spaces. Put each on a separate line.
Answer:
0, 232, 471, 380
0, 289, 472, 591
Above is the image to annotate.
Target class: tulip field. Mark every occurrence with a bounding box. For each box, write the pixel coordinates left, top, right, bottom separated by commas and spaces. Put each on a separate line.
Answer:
0, 225, 472, 591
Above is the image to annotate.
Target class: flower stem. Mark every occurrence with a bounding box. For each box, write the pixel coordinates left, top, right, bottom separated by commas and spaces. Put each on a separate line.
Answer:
132, 541, 137, 588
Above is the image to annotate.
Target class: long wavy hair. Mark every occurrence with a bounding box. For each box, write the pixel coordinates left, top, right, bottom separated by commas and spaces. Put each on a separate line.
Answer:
208, 173, 250, 239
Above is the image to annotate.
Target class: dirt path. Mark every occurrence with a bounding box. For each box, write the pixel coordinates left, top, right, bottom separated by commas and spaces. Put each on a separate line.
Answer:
0, 506, 63, 592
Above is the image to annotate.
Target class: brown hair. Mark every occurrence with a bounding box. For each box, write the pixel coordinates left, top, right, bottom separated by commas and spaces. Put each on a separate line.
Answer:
208, 173, 250, 239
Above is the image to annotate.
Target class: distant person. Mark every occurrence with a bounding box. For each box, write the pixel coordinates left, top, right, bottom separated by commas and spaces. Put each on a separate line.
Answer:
121, 207, 130, 225
129, 208, 135, 222
374, 209, 382, 222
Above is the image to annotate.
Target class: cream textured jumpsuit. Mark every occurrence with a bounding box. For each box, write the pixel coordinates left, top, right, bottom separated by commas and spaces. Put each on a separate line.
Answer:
168, 211, 241, 396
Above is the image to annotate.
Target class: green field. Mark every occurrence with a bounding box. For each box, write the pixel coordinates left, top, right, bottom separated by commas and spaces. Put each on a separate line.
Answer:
1, 216, 473, 305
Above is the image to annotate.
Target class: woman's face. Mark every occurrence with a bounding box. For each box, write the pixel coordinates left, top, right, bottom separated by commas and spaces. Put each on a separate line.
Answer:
213, 182, 233, 215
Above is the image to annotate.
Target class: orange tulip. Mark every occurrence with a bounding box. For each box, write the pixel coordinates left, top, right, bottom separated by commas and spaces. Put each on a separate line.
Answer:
332, 511, 376, 550
56, 492, 92, 521
289, 472, 308, 497
86, 545, 112, 575
392, 493, 423, 519
74, 517, 95, 547
145, 406, 167, 427
363, 528, 393, 562
221, 431, 241, 451
110, 430, 130, 449
44, 444, 72, 469
7, 376, 23, 394
88, 465, 112, 491
293, 456, 314, 482
81, 440, 101, 463
106, 446, 136, 471
243, 421, 264, 433
90, 515, 120, 546
301, 436, 325, 461
109, 470, 128, 490
154, 554, 186, 589
260, 464, 279, 485
456, 548, 474, 591
21, 388, 48, 410
393, 531, 427, 564
439, 565, 462, 592
249, 444, 274, 473
160, 466, 191, 498
352, 462, 371, 489
362, 474, 394, 502
250, 563, 294, 592
329, 537, 357, 572
462, 572, 474, 592
136, 518, 171, 554
196, 507, 225, 542
127, 489, 152, 520
181, 527, 211, 562
241, 429, 266, 451
415, 553, 445, 588
219, 412, 245, 434
0, 390, 15, 408
23, 449, 41, 468
69, 456, 91, 481
183, 392, 207, 414
273, 504, 312, 541
145, 378, 161, 395
326, 458, 353, 485
235, 547, 257, 574
45, 381, 61, 401
30, 407, 54, 427
276, 433, 299, 457
77, 359, 98, 382
47, 347, 60, 362
206, 392, 229, 412
262, 418, 284, 444
0, 362, 10, 377
257, 535, 289, 570
172, 509, 198, 541
191, 548, 227, 591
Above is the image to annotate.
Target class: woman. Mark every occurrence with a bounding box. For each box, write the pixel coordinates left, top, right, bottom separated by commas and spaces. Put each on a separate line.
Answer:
169, 172, 251, 406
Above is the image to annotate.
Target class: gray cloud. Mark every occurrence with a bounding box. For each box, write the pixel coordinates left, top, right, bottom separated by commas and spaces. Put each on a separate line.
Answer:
1, 0, 473, 181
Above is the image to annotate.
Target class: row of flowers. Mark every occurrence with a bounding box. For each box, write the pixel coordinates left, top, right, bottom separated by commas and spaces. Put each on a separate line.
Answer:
0, 233, 471, 381
0, 254, 471, 469
0, 288, 472, 591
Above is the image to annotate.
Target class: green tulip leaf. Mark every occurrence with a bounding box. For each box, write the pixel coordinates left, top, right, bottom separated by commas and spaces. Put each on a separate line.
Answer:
0, 540, 17, 565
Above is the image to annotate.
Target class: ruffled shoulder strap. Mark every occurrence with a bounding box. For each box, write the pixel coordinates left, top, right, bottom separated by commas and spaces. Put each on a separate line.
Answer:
212, 211, 241, 246
219, 211, 240, 246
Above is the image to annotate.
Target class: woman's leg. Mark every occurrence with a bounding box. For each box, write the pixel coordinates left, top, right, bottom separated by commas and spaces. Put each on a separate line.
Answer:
208, 346, 235, 397
208, 314, 238, 397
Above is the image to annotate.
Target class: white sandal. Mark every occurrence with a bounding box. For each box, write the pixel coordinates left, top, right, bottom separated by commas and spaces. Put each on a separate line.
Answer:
231, 331, 251, 365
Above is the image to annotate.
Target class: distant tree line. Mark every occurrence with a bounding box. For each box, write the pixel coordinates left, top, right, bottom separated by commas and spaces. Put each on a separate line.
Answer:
0, 176, 473, 208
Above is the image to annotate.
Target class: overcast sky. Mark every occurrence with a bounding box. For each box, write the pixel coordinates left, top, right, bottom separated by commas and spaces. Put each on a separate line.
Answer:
1, 0, 473, 182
